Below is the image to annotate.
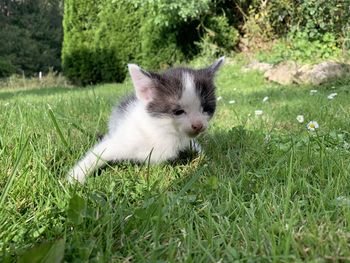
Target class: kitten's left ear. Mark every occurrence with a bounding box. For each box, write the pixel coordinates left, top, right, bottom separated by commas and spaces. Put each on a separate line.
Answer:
207, 56, 225, 74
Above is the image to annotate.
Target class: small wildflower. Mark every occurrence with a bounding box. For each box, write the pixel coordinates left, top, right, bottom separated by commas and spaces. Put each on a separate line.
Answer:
336, 196, 350, 207
296, 115, 304, 123
264, 134, 271, 144
255, 110, 263, 116
263, 96, 269, 103
228, 100, 235, 104
217, 96, 222, 101
310, 90, 318, 95
307, 121, 319, 131
327, 93, 337, 100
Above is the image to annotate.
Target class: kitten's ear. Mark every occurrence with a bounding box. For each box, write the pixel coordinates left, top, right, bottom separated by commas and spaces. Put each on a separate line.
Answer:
128, 64, 154, 103
207, 56, 225, 75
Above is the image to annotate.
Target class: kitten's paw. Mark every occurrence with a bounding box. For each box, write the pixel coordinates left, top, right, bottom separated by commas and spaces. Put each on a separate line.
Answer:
67, 167, 86, 184
190, 140, 203, 154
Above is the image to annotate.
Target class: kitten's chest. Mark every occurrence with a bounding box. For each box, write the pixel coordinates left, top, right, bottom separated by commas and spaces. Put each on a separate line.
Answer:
135, 126, 189, 161
112, 116, 190, 162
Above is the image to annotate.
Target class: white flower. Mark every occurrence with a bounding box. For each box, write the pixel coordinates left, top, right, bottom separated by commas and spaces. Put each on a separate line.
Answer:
217, 96, 222, 101
255, 110, 263, 116
310, 90, 318, 95
263, 96, 269, 103
307, 121, 319, 131
264, 134, 271, 144
229, 100, 235, 104
296, 115, 304, 123
327, 93, 337, 100
344, 142, 350, 150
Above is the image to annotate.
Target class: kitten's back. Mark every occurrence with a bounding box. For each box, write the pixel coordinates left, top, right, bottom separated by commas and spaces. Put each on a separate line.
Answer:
108, 94, 137, 133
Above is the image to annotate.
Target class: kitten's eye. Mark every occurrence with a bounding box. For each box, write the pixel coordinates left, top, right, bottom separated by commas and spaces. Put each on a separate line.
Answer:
202, 105, 213, 114
173, 109, 186, 116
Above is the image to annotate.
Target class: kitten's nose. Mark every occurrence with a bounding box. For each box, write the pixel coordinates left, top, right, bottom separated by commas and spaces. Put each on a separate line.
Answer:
191, 122, 203, 133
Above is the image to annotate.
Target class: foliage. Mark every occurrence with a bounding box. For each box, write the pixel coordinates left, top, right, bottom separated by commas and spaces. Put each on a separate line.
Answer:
241, 0, 350, 48
0, 57, 16, 78
62, 0, 242, 85
135, 0, 211, 26
257, 32, 341, 64
239, 0, 349, 62
197, 15, 239, 59
291, 0, 350, 41
0, 0, 63, 77
62, 0, 188, 85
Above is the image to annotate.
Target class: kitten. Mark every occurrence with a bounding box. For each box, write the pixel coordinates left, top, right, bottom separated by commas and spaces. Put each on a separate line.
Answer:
67, 57, 224, 183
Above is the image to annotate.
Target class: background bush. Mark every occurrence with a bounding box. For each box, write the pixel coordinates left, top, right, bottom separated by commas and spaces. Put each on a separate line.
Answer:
62, 0, 241, 85
240, 0, 350, 52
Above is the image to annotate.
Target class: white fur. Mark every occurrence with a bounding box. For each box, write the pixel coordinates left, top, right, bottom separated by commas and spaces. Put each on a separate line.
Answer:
173, 73, 210, 136
68, 99, 191, 183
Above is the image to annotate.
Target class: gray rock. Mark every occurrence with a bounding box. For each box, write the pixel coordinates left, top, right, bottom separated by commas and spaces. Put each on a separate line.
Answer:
243, 60, 273, 73
264, 61, 299, 85
296, 61, 350, 85
244, 60, 350, 85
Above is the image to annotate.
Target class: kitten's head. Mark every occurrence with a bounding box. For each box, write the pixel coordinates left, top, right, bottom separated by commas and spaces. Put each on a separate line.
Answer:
128, 57, 224, 137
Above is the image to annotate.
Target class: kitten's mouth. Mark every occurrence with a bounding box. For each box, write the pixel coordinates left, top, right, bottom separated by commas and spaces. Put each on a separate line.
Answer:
186, 130, 203, 138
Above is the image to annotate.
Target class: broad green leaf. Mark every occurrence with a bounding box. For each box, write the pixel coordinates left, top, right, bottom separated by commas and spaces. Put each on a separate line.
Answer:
18, 239, 65, 263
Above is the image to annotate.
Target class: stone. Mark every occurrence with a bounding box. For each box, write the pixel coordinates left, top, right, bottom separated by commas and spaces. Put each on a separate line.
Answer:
296, 61, 350, 85
243, 60, 273, 73
264, 61, 298, 85
244, 60, 350, 85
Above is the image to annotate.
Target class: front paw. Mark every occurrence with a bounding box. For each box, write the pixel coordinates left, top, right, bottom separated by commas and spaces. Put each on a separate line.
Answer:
190, 139, 202, 154
67, 167, 86, 184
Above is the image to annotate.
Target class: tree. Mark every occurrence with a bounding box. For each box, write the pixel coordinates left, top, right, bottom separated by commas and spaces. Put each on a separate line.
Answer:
0, 0, 63, 77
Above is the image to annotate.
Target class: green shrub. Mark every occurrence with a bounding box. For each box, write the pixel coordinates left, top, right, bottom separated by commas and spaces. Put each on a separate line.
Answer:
62, 0, 241, 85
0, 58, 16, 78
241, 0, 350, 51
292, 0, 349, 41
62, 0, 189, 84
140, 20, 186, 69
197, 15, 239, 58
256, 31, 341, 64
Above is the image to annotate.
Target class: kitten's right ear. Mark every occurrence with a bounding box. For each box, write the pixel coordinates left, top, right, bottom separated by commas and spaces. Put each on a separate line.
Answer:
128, 64, 154, 103
207, 56, 225, 75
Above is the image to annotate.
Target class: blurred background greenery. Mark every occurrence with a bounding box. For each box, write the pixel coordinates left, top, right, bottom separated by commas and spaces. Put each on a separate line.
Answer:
1, 0, 349, 85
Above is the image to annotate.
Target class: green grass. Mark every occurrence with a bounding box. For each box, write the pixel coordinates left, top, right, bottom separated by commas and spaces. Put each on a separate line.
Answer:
1, 58, 350, 262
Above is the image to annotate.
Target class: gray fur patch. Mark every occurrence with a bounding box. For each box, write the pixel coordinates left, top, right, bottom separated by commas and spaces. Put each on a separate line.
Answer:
113, 65, 217, 119
146, 67, 217, 117
109, 94, 137, 132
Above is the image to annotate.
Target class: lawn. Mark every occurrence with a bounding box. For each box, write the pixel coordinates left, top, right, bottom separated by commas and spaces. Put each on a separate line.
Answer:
1, 58, 350, 262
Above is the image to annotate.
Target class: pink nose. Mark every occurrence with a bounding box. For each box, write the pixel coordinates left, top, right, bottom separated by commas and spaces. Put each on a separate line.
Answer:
191, 122, 203, 132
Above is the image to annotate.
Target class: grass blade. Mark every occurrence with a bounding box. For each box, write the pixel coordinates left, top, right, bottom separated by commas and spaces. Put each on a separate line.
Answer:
47, 105, 69, 148
0, 136, 30, 207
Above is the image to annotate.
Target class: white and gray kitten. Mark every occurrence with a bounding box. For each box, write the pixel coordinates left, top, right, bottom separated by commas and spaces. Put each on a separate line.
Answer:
68, 57, 224, 183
